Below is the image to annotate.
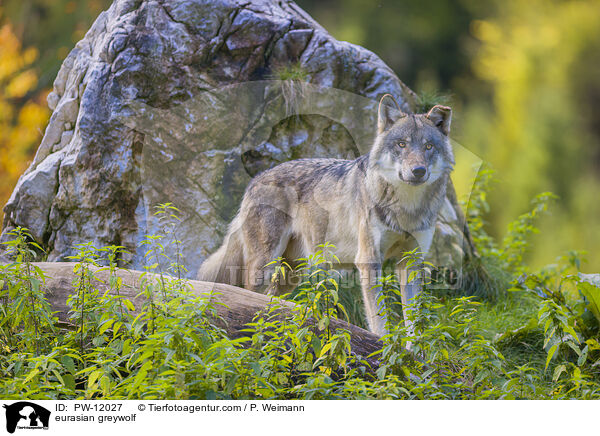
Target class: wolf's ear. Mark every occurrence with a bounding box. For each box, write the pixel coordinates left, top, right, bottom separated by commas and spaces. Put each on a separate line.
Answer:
377, 94, 405, 133
426, 105, 452, 136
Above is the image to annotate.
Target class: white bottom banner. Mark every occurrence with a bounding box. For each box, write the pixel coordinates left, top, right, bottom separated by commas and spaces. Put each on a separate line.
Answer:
0, 399, 594, 435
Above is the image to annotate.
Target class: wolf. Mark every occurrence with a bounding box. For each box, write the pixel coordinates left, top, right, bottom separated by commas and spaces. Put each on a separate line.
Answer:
197, 94, 454, 336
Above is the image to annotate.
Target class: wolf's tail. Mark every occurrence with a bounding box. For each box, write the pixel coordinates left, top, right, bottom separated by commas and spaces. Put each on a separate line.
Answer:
197, 215, 244, 287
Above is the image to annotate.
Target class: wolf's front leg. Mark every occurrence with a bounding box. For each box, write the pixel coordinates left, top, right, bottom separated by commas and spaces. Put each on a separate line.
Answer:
356, 261, 387, 336
398, 228, 435, 330
356, 224, 387, 336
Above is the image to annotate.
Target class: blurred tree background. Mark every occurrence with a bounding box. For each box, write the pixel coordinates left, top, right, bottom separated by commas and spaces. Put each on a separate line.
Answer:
0, 0, 598, 270
0, 0, 111, 225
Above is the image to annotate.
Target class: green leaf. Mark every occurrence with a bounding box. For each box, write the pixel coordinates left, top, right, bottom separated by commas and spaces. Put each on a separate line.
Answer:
23, 368, 40, 384
578, 273, 600, 324
311, 334, 322, 357
120, 339, 132, 355
585, 338, 600, 351
317, 317, 329, 331
30, 277, 40, 293
132, 361, 152, 390
552, 364, 567, 382
88, 369, 103, 388
319, 342, 332, 358
543, 326, 556, 346
577, 345, 589, 367
51, 369, 65, 386
62, 373, 76, 391
297, 362, 312, 372
92, 336, 105, 347
224, 374, 240, 394
122, 299, 136, 311
99, 318, 115, 334
502, 378, 518, 392
565, 340, 581, 356
60, 356, 76, 374
100, 376, 112, 396
113, 321, 123, 336
249, 362, 262, 376
545, 344, 558, 370
336, 303, 349, 322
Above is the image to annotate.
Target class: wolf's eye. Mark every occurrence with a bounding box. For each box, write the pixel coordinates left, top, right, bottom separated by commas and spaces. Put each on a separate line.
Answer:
425, 143, 433, 150
397, 142, 406, 148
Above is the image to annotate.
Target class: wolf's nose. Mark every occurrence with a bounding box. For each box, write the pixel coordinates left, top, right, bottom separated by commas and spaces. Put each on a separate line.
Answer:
412, 166, 426, 179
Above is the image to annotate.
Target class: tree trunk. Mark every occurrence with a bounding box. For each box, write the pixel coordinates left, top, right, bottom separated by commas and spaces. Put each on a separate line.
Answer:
34, 262, 383, 363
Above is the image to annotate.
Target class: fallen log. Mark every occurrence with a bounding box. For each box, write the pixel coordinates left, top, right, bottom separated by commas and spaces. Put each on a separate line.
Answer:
31, 262, 383, 363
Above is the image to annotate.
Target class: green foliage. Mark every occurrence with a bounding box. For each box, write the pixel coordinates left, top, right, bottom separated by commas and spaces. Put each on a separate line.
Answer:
271, 62, 309, 82
462, 166, 557, 301
501, 192, 558, 273
466, 165, 498, 257
414, 89, 453, 113
503, 256, 600, 398
0, 228, 53, 356
1, 192, 599, 399
577, 273, 600, 325
288, 243, 350, 338
467, 165, 557, 273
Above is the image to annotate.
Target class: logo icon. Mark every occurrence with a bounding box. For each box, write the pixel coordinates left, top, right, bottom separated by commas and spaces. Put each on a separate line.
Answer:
2, 402, 50, 433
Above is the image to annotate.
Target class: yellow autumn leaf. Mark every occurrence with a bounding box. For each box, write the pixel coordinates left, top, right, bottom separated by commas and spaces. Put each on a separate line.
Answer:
6, 69, 38, 98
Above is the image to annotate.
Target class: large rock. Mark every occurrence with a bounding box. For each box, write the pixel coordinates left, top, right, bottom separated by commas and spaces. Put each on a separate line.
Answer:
1, 0, 474, 284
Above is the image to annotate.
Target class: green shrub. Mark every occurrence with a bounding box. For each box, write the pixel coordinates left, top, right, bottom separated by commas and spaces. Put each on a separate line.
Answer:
0, 191, 598, 399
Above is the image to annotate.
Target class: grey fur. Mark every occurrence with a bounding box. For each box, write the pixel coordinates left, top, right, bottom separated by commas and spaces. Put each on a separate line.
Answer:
198, 98, 454, 336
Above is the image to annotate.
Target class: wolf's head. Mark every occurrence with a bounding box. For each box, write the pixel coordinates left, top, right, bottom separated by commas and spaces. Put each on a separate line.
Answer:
369, 95, 455, 186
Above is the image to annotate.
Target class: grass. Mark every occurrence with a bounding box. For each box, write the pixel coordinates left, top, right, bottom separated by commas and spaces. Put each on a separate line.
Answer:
270, 62, 309, 82
415, 88, 453, 112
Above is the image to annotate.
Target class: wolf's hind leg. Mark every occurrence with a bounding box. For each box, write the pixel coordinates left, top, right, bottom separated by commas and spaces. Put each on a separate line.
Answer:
242, 205, 292, 293
266, 236, 303, 297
